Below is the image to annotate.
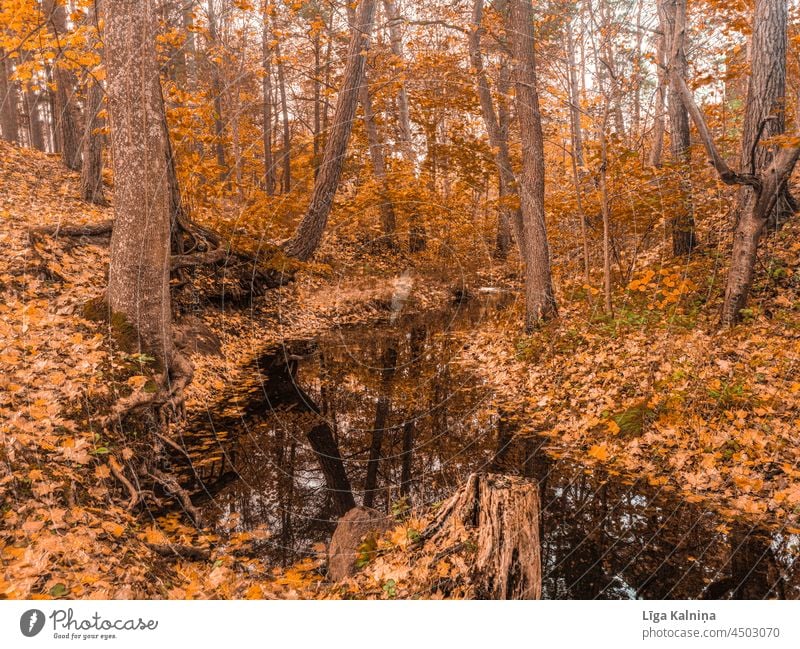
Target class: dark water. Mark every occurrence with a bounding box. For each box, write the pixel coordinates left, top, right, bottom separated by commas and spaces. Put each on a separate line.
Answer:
177, 290, 800, 599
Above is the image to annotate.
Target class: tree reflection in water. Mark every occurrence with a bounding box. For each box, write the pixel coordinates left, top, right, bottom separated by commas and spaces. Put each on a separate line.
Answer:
181, 296, 800, 597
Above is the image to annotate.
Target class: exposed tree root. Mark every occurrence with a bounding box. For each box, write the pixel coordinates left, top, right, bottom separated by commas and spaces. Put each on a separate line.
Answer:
145, 542, 211, 561
147, 467, 201, 526
109, 457, 139, 511
29, 214, 295, 303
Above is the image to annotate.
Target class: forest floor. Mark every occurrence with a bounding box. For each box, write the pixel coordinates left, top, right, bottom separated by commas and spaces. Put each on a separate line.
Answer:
2, 141, 800, 599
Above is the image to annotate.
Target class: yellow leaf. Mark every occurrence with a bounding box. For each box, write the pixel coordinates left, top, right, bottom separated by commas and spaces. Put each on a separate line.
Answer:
606, 420, 620, 435
588, 444, 610, 461
101, 521, 124, 537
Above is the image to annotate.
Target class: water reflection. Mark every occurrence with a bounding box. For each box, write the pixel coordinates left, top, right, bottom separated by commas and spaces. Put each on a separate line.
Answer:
179, 293, 800, 597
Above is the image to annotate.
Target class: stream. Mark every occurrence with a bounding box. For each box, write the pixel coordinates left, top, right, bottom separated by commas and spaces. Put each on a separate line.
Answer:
179, 290, 800, 599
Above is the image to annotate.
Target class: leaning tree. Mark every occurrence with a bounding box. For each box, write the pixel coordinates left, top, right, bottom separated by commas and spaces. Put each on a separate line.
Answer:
670, 0, 799, 325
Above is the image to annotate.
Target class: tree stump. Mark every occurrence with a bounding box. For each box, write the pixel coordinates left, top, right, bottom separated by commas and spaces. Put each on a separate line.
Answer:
422, 473, 541, 599
328, 506, 390, 581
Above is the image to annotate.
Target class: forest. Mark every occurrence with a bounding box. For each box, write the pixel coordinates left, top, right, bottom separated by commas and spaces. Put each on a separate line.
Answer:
1, 0, 800, 601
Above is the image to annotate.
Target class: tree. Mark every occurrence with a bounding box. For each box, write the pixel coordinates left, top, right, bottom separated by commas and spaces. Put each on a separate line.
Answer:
507, 0, 557, 328
283, 0, 378, 261
261, 0, 276, 195
0, 51, 20, 143
468, 0, 522, 259
105, 0, 191, 412
80, 2, 105, 205
659, 0, 696, 255
44, 0, 81, 170
671, 0, 799, 325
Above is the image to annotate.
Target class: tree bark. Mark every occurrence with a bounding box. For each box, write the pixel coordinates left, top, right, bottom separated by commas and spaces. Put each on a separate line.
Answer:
736, 0, 789, 229
649, 26, 666, 167
360, 66, 397, 240
0, 52, 20, 143
420, 473, 542, 599
80, 1, 105, 204
469, 0, 523, 258
80, 78, 105, 204
671, 0, 798, 324
382, 0, 413, 162
507, 0, 557, 328
659, 0, 696, 255
283, 0, 378, 260
24, 88, 44, 151
261, 1, 276, 195
105, 0, 177, 377
45, 0, 82, 170
206, 0, 227, 179
275, 31, 291, 193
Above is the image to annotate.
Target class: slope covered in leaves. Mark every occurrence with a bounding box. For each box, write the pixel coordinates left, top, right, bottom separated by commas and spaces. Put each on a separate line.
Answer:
3, 139, 800, 600
0, 141, 458, 599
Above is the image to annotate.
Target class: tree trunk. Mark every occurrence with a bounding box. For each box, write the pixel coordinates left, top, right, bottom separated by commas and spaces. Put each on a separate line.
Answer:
307, 424, 357, 517
649, 26, 666, 168
206, 0, 227, 180
105, 0, 176, 377
399, 419, 414, 498
80, 1, 105, 204
80, 79, 105, 204
565, 22, 584, 169
469, 0, 522, 259
363, 344, 397, 508
660, 0, 696, 255
261, 1, 276, 195
275, 32, 291, 193
45, 0, 82, 170
737, 0, 789, 230
283, 0, 378, 260
600, 107, 613, 315
420, 473, 542, 599
24, 89, 44, 151
382, 0, 413, 162
0, 52, 20, 143
360, 70, 397, 240
507, 0, 557, 329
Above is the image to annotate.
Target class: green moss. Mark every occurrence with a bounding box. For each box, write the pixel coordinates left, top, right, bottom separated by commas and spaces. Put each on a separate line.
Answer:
611, 400, 655, 438
110, 310, 138, 354
82, 295, 108, 322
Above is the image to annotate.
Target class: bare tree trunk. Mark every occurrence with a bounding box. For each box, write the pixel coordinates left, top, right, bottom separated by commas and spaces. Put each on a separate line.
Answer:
105, 0, 187, 392
382, 0, 413, 162
307, 424, 357, 517
25, 88, 45, 151
261, 0, 276, 195
565, 22, 584, 168
45, 0, 82, 170
182, 0, 197, 90
671, 0, 798, 325
737, 0, 789, 230
0, 52, 19, 143
399, 419, 413, 498
80, 79, 105, 204
360, 67, 397, 240
80, 1, 105, 204
206, 0, 227, 179
469, 0, 522, 259
600, 106, 613, 315
660, 0, 696, 255
312, 28, 322, 177
275, 32, 291, 193
507, 0, 557, 329
283, 0, 378, 260
649, 25, 666, 168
